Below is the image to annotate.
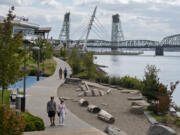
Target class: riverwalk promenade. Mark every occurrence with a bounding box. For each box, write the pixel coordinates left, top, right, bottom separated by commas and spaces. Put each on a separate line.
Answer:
24, 57, 106, 135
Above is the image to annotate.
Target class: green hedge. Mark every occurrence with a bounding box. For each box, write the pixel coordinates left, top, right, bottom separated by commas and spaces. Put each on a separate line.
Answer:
20, 112, 45, 132
119, 76, 143, 90
95, 75, 143, 90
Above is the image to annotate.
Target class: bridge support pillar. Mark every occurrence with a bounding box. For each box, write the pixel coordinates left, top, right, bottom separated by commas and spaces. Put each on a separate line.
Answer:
155, 46, 164, 56
111, 46, 118, 51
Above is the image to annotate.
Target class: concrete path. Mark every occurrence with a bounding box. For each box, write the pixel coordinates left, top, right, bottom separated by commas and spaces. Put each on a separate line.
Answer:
24, 57, 106, 135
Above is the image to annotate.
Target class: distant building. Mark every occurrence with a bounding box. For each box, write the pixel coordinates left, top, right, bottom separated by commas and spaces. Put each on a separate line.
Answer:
0, 16, 51, 41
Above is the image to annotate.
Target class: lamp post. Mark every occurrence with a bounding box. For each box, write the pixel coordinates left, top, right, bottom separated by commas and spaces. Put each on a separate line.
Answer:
22, 40, 29, 112
23, 44, 26, 112
32, 46, 40, 81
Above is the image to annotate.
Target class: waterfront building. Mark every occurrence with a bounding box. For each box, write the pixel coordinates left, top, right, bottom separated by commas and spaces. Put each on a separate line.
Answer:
0, 16, 51, 41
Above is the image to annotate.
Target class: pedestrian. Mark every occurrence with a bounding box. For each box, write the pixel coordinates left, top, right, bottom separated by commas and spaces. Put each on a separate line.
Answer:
59, 67, 62, 79
64, 68, 67, 79
47, 96, 56, 127
57, 99, 66, 126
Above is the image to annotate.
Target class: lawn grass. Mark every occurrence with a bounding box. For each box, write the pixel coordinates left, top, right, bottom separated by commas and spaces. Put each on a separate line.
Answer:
0, 90, 11, 105
41, 59, 56, 76
27, 58, 57, 76
152, 113, 174, 124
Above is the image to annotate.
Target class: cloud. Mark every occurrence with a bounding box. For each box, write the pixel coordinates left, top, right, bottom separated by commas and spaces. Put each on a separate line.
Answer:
41, 0, 62, 8
0, 0, 33, 6
0, 0, 180, 40
74, 0, 180, 6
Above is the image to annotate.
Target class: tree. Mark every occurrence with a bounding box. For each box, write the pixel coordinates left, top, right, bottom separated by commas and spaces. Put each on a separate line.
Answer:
68, 49, 81, 75
0, 7, 26, 104
83, 52, 97, 79
32, 37, 54, 63
142, 65, 160, 102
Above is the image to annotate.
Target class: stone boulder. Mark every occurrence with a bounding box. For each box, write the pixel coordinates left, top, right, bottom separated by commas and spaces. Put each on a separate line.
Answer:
98, 110, 115, 123
147, 124, 177, 135
131, 100, 150, 107
105, 125, 128, 135
176, 112, 180, 118
80, 84, 88, 91
87, 104, 101, 113
79, 99, 89, 107
130, 105, 144, 114
121, 90, 139, 94
91, 89, 99, 96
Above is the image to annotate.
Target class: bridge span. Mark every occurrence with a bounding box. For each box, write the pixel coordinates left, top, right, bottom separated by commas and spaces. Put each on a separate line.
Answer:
84, 35, 180, 56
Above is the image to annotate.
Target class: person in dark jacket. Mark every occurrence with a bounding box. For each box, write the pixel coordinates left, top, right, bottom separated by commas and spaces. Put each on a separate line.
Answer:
64, 68, 67, 79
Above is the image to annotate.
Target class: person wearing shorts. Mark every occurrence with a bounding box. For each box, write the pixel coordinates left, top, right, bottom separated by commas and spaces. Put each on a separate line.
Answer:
47, 97, 56, 126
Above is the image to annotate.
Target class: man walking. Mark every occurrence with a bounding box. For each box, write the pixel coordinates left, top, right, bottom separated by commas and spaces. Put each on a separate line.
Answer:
47, 96, 56, 126
64, 68, 67, 79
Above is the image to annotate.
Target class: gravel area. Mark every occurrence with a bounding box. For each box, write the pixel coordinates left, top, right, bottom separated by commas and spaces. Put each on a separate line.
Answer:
58, 83, 151, 135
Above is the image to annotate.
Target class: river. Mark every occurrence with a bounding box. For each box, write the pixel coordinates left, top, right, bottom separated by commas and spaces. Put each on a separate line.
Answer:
94, 51, 180, 106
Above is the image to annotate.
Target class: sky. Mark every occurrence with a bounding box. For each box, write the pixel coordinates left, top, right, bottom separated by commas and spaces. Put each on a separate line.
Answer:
0, 0, 180, 41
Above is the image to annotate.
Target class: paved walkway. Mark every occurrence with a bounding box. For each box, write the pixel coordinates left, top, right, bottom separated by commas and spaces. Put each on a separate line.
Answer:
24, 57, 106, 135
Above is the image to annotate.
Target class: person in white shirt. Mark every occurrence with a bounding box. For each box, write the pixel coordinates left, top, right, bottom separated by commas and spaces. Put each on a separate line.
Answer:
57, 99, 66, 126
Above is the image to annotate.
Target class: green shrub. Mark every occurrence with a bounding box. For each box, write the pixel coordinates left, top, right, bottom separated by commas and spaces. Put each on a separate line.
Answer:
175, 118, 180, 127
0, 105, 25, 135
119, 76, 143, 90
28, 69, 37, 76
142, 65, 160, 102
21, 112, 45, 132
73, 71, 89, 79
152, 113, 173, 124
147, 104, 158, 114
174, 105, 180, 111
109, 76, 121, 85
95, 75, 110, 84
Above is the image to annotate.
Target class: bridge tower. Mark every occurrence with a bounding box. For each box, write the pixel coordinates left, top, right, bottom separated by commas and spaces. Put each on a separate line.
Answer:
111, 14, 124, 50
59, 12, 70, 47
83, 6, 97, 51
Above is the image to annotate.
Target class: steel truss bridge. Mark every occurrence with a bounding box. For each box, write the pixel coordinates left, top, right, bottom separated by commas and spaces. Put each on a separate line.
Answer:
85, 39, 160, 48
161, 34, 180, 46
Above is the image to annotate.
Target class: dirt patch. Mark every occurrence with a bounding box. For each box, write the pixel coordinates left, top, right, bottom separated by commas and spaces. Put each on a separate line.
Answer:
58, 83, 151, 135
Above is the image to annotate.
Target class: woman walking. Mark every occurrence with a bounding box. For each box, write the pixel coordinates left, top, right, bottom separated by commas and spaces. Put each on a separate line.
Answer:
57, 99, 66, 126
59, 67, 62, 79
